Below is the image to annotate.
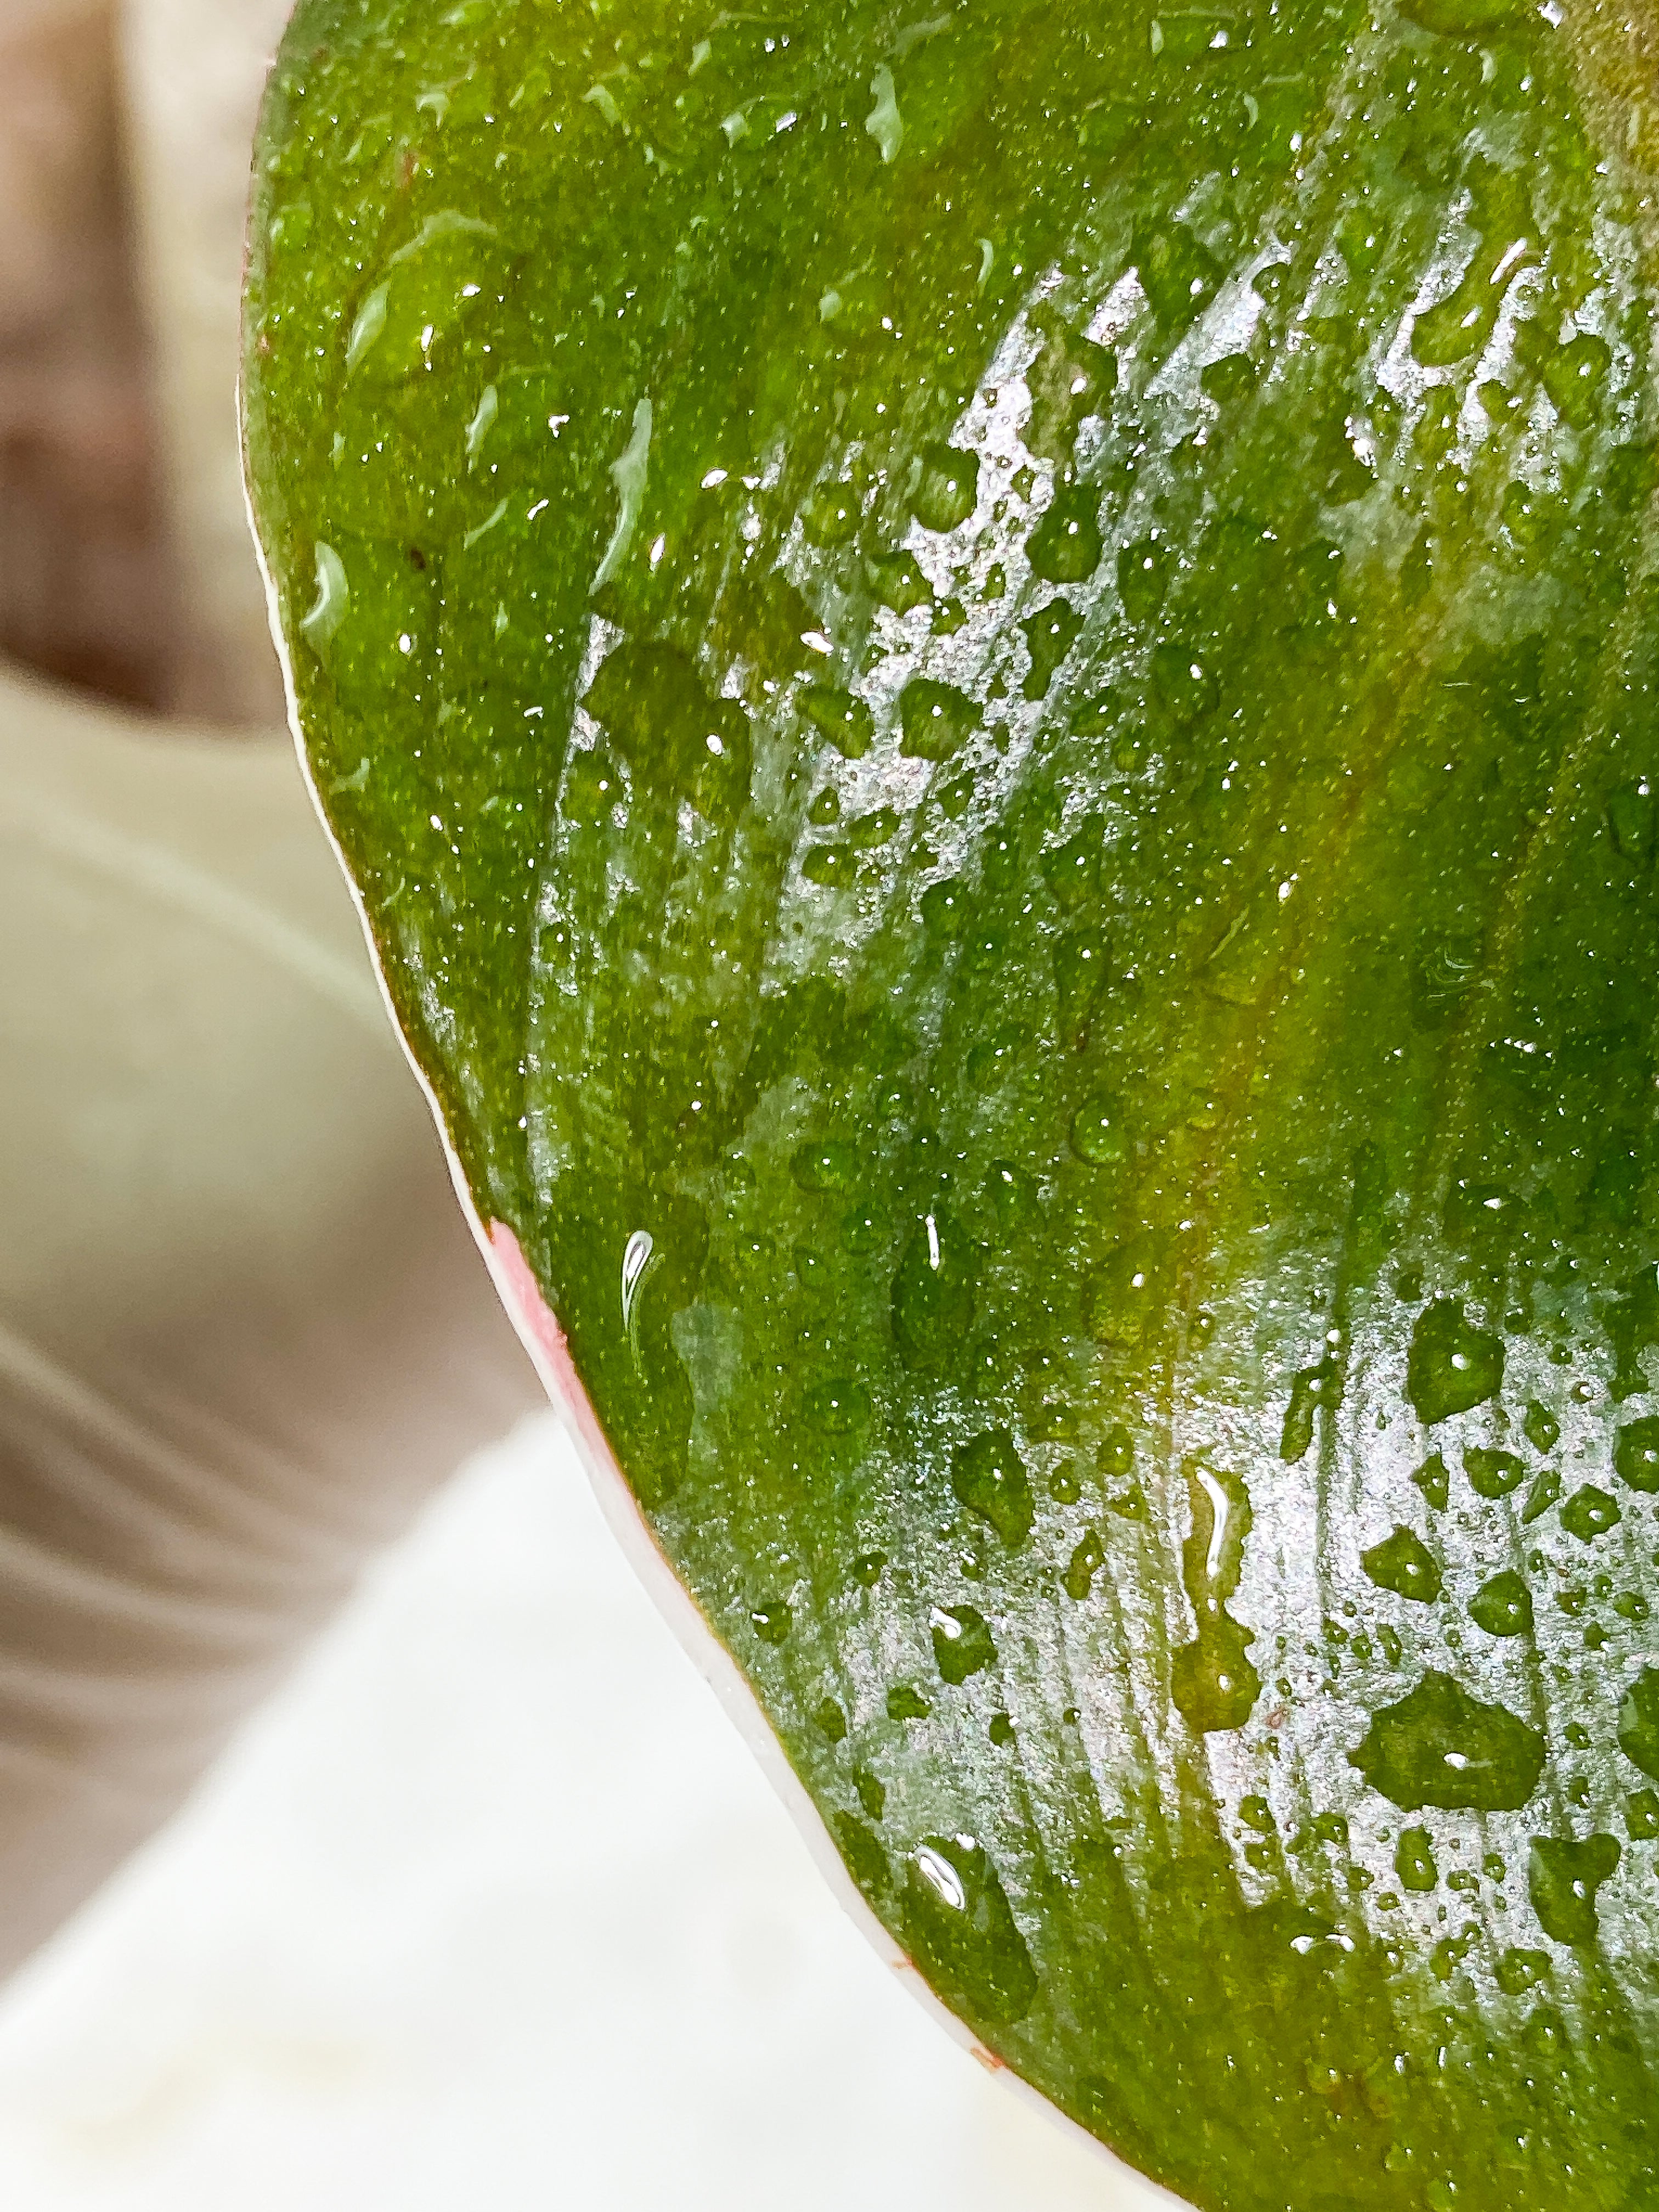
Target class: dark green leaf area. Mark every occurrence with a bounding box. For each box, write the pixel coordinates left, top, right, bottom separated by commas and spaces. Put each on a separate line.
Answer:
246, 0, 1659, 2200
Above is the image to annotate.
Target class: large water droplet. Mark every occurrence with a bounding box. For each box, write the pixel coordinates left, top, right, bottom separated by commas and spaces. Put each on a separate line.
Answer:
1407, 1299, 1505, 1424
1349, 1671, 1544, 1811
911, 443, 979, 533
1528, 1833, 1620, 1946
902, 1835, 1039, 2027
951, 1427, 1035, 1550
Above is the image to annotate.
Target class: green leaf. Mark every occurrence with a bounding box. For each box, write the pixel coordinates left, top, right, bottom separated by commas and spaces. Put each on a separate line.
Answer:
244, 0, 1659, 2203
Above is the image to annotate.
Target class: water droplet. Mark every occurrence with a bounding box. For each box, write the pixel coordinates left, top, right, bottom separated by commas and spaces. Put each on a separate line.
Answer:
864, 64, 902, 162
1064, 1527, 1106, 1601
1520, 1468, 1562, 1524
1560, 1484, 1621, 1542
887, 1681, 932, 1721
1524, 1400, 1561, 1453
751, 1597, 792, 1644
1465, 1446, 1525, 1499
815, 1697, 848, 1742
950, 1428, 1035, 1551
931, 1602, 997, 1684
891, 1209, 978, 1369
1395, 1825, 1438, 1892
852, 1551, 886, 1587
803, 1374, 870, 1436
902, 1835, 1038, 2027
1528, 1834, 1620, 1946
802, 684, 874, 759
792, 1138, 859, 1193
866, 548, 932, 613
854, 1765, 885, 1819
1070, 1088, 1126, 1165
1281, 1360, 1341, 1463
989, 1711, 1015, 1746
1028, 483, 1103, 584
1020, 597, 1084, 699
1614, 1416, 1659, 1491
1617, 1666, 1659, 1779
1627, 1788, 1659, 1839
898, 677, 979, 760
803, 482, 859, 547
1407, 1299, 1505, 1424
1470, 1570, 1533, 1638
911, 443, 979, 532
1098, 1424, 1135, 1479
1362, 1525, 1443, 1604
808, 786, 840, 827
1132, 218, 1222, 332
1349, 1671, 1544, 1811
1172, 1462, 1261, 1734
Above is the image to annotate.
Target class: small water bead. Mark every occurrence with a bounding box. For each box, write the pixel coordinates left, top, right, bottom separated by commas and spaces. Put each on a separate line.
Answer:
1524, 1400, 1561, 1454
851, 1551, 886, 1587
1615, 1417, 1659, 1490
1470, 1571, 1533, 1638
887, 1683, 932, 1721
1064, 1527, 1106, 1601
1396, 1826, 1438, 1892
989, 1712, 1015, 1746
1049, 1462, 1081, 1505
1541, 332, 1612, 431
1070, 1090, 1127, 1165
808, 786, 841, 826
1028, 484, 1104, 585
936, 772, 974, 820
801, 684, 874, 759
899, 678, 979, 761
802, 1375, 870, 1435
802, 482, 860, 547
1618, 1668, 1659, 1779
951, 1428, 1036, 1550
1521, 1469, 1562, 1525
845, 804, 900, 850
840, 1196, 889, 1254
1116, 534, 1176, 627
1560, 1485, 1621, 1542
931, 1603, 997, 1684
1627, 1789, 1659, 1839
1020, 598, 1083, 699
901, 1835, 1038, 2028
911, 444, 980, 533
1410, 1452, 1450, 1510
1465, 1446, 1525, 1500
1362, 1526, 1443, 1604
866, 548, 933, 613
792, 1138, 859, 1193
815, 1697, 848, 1742
751, 1597, 793, 1644
854, 1767, 885, 1820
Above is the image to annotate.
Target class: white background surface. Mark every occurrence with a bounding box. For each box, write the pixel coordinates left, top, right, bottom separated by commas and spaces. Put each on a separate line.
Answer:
0, 1415, 1164, 2210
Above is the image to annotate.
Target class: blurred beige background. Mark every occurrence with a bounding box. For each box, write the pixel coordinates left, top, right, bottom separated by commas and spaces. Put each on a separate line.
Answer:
0, 0, 289, 724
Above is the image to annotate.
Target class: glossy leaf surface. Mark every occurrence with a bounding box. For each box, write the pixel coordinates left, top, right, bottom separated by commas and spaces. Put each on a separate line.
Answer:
245, 0, 1659, 2201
